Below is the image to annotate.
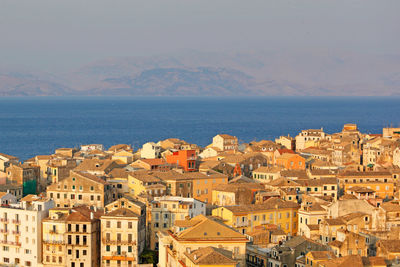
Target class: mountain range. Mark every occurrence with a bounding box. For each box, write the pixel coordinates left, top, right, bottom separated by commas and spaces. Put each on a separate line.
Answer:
1, 51, 399, 96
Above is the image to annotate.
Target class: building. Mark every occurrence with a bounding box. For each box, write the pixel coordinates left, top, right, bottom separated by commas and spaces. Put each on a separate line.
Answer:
212, 198, 299, 235
6, 163, 40, 195
0, 152, 19, 172
42, 205, 103, 267
165, 150, 197, 172
150, 196, 206, 249
275, 153, 306, 170
101, 208, 143, 267
47, 170, 115, 209
140, 142, 162, 159
212, 134, 239, 151
0, 194, 54, 267
157, 214, 249, 267
295, 129, 327, 151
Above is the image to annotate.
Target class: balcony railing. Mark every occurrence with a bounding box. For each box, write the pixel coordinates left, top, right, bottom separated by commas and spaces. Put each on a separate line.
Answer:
43, 240, 65, 245
0, 218, 9, 223
12, 230, 20, 235
0, 229, 9, 234
102, 238, 136, 245
12, 219, 21, 224
0, 240, 21, 246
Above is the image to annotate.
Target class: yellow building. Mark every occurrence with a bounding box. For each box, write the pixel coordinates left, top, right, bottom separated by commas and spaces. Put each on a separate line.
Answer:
101, 208, 142, 267
47, 170, 116, 209
212, 198, 299, 235
42, 205, 103, 267
157, 214, 248, 267
150, 196, 206, 250
127, 171, 166, 198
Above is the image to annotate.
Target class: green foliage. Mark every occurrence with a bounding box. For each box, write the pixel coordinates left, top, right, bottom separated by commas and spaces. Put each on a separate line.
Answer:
140, 249, 158, 265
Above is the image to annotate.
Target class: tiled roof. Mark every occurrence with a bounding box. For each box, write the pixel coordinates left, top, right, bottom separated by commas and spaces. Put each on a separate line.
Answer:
185, 246, 237, 265
223, 198, 298, 214
103, 208, 139, 218
176, 215, 247, 241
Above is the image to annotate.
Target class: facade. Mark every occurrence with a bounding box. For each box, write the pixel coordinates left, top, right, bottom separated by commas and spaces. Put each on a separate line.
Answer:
150, 196, 206, 249
157, 215, 249, 267
212, 198, 299, 235
0, 195, 54, 267
101, 208, 143, 267
212, 134, 239, 151
275, 153, 306, 170
47, 171, 114, 209
140, 142, 162, 159
165, 149, 197, 172
42, 205, 102, 267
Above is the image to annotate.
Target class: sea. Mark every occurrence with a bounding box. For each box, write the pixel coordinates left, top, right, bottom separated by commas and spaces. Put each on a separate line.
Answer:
0, 96, 399, 161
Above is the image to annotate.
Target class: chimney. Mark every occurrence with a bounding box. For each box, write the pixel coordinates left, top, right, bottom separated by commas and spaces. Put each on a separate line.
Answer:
90, 212, 94, 220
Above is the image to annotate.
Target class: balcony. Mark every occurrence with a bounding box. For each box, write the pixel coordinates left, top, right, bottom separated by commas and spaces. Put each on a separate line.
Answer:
12, 219, 21, 224
102, 238, 136, 245
112, 251, 127, 257
0, 218, 9, 223
0, 229, 9, 234
49, 230, 58, 234
233, 221, 249, 227
43, 240, 65, 245
12, 230, 20, 235
0, 240, 21, 246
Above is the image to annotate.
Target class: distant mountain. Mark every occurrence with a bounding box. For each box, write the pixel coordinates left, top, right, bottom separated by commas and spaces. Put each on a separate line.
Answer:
0, 70, 72, 96
1, 50, 400, 96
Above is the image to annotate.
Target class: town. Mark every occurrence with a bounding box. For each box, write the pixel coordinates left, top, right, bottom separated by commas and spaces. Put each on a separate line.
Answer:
1, 124, 400, 267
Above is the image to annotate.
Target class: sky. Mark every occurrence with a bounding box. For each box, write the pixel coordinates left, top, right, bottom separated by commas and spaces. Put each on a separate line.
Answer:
0, 0, 399, 72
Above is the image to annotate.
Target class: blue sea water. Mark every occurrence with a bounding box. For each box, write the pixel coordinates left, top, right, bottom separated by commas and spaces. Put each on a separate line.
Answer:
0, 96, 399, 161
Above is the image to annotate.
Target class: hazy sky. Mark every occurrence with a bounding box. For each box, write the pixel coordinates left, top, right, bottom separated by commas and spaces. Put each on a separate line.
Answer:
0, 0, 399, 71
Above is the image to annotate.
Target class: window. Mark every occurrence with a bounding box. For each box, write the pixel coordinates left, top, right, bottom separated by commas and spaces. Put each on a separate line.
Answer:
83, 250, 87, 256
117, 221, 121, 228
68, 249, 72, 255
106, 221, 110, 228
106, 246, 110, 252
90, 186, 94, 191
128, 222, 132, 229
128, 246, 132, 252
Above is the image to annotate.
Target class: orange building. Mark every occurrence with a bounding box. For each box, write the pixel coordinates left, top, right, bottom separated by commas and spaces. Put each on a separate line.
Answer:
189, 171, 228, 203
344, 182, 394, 199
166, 149, 196, 172
275, 153, 306, 170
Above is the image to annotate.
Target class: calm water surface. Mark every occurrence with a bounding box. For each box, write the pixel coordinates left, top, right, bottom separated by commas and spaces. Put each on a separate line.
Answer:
0, 96, 399, 160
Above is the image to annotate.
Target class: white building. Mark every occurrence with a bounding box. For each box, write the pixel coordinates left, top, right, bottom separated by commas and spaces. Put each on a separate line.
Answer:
140, 142, 161, 159
80, 144, 104, 152
212, 134, 238, 151
295, 128, 327, 151
0, 194, 54, 267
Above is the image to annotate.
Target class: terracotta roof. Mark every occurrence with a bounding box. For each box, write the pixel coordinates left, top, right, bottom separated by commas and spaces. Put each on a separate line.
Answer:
0, 153, 18, 160
108, 168, 131, 179
378, 239, 400, 253
324, 218, 345, 226
74, 159, 119, 173
72, 171, 107, 185
185, 246, 237, 265
308, 250, 336, 260
380, 202, 400, 212
223, 198, 298, 214
176, 215, 247, 241
348, 186, 375, 193
253, 166, 282, 173
103, 208, 139, 218
138, 158, 167, 166
67, 205, 103, 222
217, 134, 237, 139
